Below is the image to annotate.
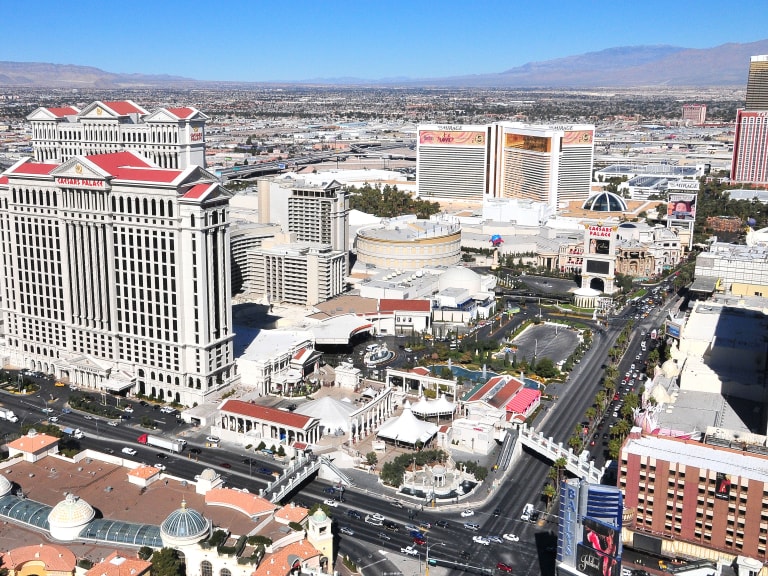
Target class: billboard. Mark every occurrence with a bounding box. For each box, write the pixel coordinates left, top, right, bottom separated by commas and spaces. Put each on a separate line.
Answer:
419, 130, 485, 147
589, 239, 611, 255
582, 518, 620, 558
715, 472, 732, 500
587, 225, 615, 239
666, 322, 681, 338
563, 129, 594, 146
576, 543, 620, 576
586, 260, 610, 275
558, 480, 579, 564
667, 193, 697, 222
505, 133, 551, 152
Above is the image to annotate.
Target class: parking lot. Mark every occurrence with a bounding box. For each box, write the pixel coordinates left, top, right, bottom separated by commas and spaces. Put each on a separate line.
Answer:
509, 322, 580, 366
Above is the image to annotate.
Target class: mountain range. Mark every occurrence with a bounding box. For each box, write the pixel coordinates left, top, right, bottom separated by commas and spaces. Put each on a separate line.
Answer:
2, 39, 767, 89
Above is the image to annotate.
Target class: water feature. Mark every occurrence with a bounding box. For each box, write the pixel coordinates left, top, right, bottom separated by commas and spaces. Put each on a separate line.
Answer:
427, 365, 540, 389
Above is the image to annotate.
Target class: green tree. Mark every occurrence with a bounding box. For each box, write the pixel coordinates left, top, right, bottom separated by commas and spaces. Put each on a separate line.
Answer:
542, 483, 557, 507
365, 451, 378, 466
138, 547, 153, 561
534, 357, 558, 379
150, 548, 184, 576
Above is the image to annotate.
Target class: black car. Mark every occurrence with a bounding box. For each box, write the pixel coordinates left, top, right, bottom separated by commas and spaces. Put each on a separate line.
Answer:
460, 551, 471, 560
189, 448, 201, 455
434, 519, 449, 528
347, 510, 362, 520
257, 467, 275, 476
139, 400, 148, 406
156, 453, 168, 459
493, 508, 501, 517
383, 520, 399, 531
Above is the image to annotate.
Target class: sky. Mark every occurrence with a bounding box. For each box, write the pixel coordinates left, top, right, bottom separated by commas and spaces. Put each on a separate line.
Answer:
3, 0, 768, 82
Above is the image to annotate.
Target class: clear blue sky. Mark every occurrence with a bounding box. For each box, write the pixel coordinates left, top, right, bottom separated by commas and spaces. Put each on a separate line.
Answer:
3, 0, 766, 82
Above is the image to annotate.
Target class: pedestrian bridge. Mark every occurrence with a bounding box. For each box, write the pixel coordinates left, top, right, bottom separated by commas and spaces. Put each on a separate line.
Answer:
512, 422, 605, 484
261, 454, 354, 503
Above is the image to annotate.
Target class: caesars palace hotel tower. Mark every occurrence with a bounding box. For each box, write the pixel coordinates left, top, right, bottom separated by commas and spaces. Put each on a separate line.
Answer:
0, 150, 237, 407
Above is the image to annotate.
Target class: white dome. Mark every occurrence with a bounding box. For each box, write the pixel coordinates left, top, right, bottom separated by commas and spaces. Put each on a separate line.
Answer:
0, 474, 11, 497
439, 267, 481, 292
48, 493, 95, 528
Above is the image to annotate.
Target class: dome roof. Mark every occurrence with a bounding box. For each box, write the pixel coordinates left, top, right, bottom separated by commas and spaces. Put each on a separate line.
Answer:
0, 474, 11, 497
619, 222, 637, 228
161, 500, 210, 539
582, 191, 628, 212
311, 508, 328, 523
438, 267, 481, 293
48, 493, 95, 528
198, 468, 218, 481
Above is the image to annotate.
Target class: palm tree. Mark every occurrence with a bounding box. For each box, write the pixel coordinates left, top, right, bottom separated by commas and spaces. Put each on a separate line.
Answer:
542, 483, 557, 508
585, 407, 597, 422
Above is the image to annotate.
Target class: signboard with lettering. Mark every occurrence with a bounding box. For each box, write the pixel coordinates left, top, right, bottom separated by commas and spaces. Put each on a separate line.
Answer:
557, 480, 579, 564
667, 193, 697, 222
419, 130, 485, 146
576, 543, 619, 576
588, 226, 616, 239
668, 180, 699, 191
55, 177, 105, 188
666, 322, 681, 338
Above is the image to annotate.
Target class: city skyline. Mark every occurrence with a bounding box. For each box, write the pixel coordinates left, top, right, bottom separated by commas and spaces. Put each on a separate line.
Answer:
3, 0, 767, 83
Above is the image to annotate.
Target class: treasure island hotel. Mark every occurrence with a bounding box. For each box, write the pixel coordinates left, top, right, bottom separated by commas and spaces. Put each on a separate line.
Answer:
417, 122, 594, 206
0, 101, 237, 406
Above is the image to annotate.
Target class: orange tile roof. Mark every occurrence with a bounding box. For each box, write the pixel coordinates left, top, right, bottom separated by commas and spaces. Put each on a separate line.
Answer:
252, 540, 320, 576
205, 488, 276, 517
220, 400, 314, 430
128, 465, 161, 480
86, 552, 152, 576
274, 503, 309, 524
46, 106, 79, 118
379, 299, 431, 313
8, 432, 59, 453
1, 543, 76, 571
464, 375, 524, 408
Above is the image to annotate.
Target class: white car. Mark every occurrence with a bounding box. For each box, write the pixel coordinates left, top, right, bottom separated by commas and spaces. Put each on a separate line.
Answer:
323, 499, 339, 508
107, 420, 119, 427
206, 435, 220, 444
49, 416, 59, 422
42, 407, 54, 414
503, 533, 520, 542
472, 536, 491, 546
400, 546, 418, 556
370, 513, 385, 521
460, 509, 475, 517
154, 463, 166, 471
123, 406, 134, 413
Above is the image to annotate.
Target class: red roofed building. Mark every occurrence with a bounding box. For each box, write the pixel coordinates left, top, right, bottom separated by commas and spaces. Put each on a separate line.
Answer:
216, 400, 321, 446
85, 552, 151, 576
0, 543, 77, 576
27, 99, 208, 169
0, 152, 237, 407
505, 387, 541, 422
7, 430, 60, 462
462, 375, 526, 423
374, 298, 431, 336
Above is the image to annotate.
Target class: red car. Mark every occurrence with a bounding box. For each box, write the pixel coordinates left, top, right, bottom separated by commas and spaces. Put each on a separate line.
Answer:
413, 537, 426, 546
497, 563, 513, 573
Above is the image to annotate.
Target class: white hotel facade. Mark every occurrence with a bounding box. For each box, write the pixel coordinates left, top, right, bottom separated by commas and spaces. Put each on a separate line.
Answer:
0, 151, 237, 406
417, 122, 594, 207
27, 100, 208, 170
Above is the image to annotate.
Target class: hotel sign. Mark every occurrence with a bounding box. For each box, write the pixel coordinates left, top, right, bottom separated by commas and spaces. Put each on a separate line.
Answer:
558, 480, 579, 564
56, 177, 104, 188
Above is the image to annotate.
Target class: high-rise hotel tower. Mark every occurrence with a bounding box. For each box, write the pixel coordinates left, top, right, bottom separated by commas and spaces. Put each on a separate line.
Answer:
0, 151, 236, 406
732, 55, 768, 185
416, 122, 594, 207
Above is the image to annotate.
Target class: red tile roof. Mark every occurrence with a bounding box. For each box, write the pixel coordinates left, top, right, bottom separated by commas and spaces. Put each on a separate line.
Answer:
379, 299, 431, 313
253, 541, 320, 576
7, 162, 57, 175
8, 432, 59, 453
167, 107, 195, 119
86, 551, 151, 576
505, 387, 541, 414
205, 488, 276, 517
103, 101, 145, 115
182, 182, 214, 199
46, 106, 79, 117
0, 176, 7, 185
220, 400, 315, 430
1, 544, 76, 571
410, 367, 431, 376
464, 375, 524, 409
86, 151, 153, 171
274, 502, 308, 524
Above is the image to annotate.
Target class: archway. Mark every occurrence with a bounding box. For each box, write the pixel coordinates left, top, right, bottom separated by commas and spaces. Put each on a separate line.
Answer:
589, 277, 605, 292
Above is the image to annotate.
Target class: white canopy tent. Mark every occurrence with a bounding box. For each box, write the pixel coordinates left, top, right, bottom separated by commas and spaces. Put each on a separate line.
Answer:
411, 394, 456, 418
295, 396, 356, 436
377, 401, 438, 445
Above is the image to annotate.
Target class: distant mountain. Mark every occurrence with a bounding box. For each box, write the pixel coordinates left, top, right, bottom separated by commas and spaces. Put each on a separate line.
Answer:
0, 61, 196, 88
3, 38, 768, 88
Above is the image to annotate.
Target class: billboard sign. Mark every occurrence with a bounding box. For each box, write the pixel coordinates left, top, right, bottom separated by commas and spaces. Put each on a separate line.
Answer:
715, 472, 732, 500
667, 193, 697, 222
419, 130, 485, 147
576, 543, 620, 576
505, 133, 551, 152
666, 322, 681, 338
558, 480, 579, 564
582, 518, 620, 560
563, 129, 594, 146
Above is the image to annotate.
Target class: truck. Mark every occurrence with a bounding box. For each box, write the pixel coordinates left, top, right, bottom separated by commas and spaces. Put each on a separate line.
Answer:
137, 433, 186, 453
61, 427, 84, 439
0, 408, 18, 423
